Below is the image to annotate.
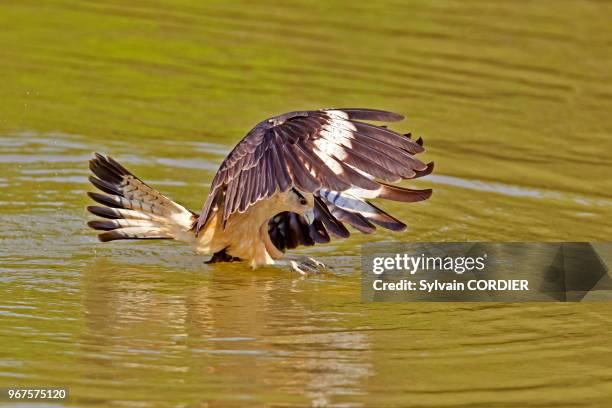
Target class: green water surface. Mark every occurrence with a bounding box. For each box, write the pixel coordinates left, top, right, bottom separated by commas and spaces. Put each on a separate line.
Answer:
1, 1, 611, 407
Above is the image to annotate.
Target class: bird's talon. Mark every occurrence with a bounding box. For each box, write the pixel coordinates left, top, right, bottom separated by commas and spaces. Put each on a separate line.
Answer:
285, 255, 327, 273
308, 257, 326, 269
289, 260, 318, 275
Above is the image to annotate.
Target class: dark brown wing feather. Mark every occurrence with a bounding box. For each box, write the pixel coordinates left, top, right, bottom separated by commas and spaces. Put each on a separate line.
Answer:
196, 108, 431, 234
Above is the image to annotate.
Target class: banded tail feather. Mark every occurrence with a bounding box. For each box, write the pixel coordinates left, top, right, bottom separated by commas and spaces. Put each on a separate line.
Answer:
86, 153, 197, 243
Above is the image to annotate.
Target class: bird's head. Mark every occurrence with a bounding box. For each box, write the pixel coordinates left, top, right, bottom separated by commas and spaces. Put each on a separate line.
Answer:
288, 188, 316, 224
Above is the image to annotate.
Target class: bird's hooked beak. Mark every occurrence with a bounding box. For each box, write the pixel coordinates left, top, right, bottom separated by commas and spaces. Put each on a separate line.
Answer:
304, 208, 315, 225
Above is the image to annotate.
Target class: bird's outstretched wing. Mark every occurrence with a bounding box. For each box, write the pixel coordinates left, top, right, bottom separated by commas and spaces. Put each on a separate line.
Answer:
195, 108, 433, 235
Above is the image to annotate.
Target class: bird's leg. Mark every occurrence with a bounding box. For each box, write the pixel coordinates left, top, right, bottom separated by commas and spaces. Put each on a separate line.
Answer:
278, 254, 328, 275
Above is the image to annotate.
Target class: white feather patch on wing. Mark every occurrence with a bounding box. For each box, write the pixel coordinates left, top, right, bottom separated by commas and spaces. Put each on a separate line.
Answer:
325, 110, 350, 120
320, 118, 356, 146
316, 128, 352, 160
310, 140, 346, 175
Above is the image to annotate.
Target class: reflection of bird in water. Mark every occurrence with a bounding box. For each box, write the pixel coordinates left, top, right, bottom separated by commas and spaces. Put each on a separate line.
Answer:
86, 108, 433, 273
80, 259, 374, 405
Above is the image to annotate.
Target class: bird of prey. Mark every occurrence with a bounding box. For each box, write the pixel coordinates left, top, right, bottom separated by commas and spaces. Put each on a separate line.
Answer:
86, 108, 433, 273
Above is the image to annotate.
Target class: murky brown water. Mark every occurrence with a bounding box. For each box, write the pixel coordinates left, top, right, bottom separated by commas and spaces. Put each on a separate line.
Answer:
1, 1, 611, 407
